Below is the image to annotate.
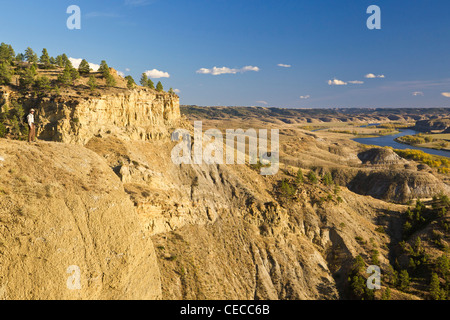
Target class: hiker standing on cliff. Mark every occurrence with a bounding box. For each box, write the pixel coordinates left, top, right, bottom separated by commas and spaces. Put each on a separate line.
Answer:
27, 109, 36, 143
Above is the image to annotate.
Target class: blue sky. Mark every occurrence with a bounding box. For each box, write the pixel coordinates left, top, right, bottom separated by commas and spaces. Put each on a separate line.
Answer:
1, 0, 450, 108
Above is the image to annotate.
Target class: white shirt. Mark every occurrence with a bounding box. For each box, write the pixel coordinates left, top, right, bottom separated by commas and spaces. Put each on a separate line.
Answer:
27, 113, 34, 127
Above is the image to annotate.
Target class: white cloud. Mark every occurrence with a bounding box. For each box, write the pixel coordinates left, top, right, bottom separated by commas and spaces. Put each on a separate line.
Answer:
117, 71, 125, 77
365, 73, 385, 79
277, 64, 291, 68
328, 78, 347, 86
241, 66, 260, 72
412, 91, 424, 96
442, 92, 450, 98
125, 68, 130, 72
196, 65, 260, 75
348, 80, 364, 84
173, 89, 181, 94
256, 100, 268, 105
144, 69, 170, 78
299, 95, 310, 99
69, 58, 100, 71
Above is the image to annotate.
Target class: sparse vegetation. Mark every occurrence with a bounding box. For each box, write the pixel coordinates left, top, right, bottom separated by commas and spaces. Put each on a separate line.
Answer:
347, 255, 376, 300
88, 75, 97, 91
395, 149, 450, 174
307, 170, 318, 184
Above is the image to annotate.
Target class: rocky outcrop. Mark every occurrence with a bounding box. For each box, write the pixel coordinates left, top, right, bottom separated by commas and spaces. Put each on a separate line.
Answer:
358, 148, 406, 166
415, 118, 450, 133
27, 88, 180, 145
347, 169, 450, 203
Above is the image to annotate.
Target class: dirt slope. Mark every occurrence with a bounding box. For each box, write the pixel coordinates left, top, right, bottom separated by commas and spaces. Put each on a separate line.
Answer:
0, 139, 161, 299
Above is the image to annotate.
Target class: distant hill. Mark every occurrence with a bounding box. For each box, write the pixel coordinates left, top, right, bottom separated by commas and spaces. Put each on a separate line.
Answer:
181, 105, 450, 125
415, 118, 450, 133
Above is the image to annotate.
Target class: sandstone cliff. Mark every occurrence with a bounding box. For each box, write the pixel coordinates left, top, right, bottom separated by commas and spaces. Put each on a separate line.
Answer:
33, 89, 180, 144
1, 87, 181, 145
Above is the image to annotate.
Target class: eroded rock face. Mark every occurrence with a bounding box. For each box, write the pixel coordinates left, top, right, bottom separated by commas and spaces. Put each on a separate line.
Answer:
358, 148, 406, 166
84, 138, 409, 300
347, 170, 450, 203
415, 118, 450, 133
31, 88, 180, 145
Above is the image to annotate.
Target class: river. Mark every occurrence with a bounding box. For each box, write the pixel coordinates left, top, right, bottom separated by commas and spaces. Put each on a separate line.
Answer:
353, 129, 450, 158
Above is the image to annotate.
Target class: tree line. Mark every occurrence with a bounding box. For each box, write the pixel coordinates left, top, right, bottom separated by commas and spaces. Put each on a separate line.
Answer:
0, 43, 176, 95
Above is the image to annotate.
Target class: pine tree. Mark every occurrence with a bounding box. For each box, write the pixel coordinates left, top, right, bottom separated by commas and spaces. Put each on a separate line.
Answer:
140, 73, 148, 87
105, 74, 116, 87
386, 265, 398, 286
156, 81, 163, 92
55, 55, 64, 67
16, 53, 25, 62
147, 78, 154, 89
0, 43, 15, 62
414, 236, 423, 255
40, 48, 51, 67
30, 63, 38, 76
57, 67, 72, 87
24, 47, 38, 63
65, 58, 74, 70
125, 75, 135, 89
168, 88, 174, 94
19, 67, 36, 90
403, 221, 412, 235
307, 170, 318, 184
33, 76, 51, 98
98, 60, 109, 76
436, 254, 449, 278
78, 59, 90, 75
323, 172, 333, 186
0, 62, 12, 85
430, 273, 445, 300
399, 270, 410, 291
10, 116, 21, 139
381, 287, 391, 300
88, 75, 97, 91
350, 275, 366, 298
280, 179, 295, 197
296, 168, 304, 184
371, 250, 380, 266
352, 255, 366, 274
0, 122, 6, 138
54, 85, 61, 96
71, 69, 80, 83
61, 54, 70, 67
